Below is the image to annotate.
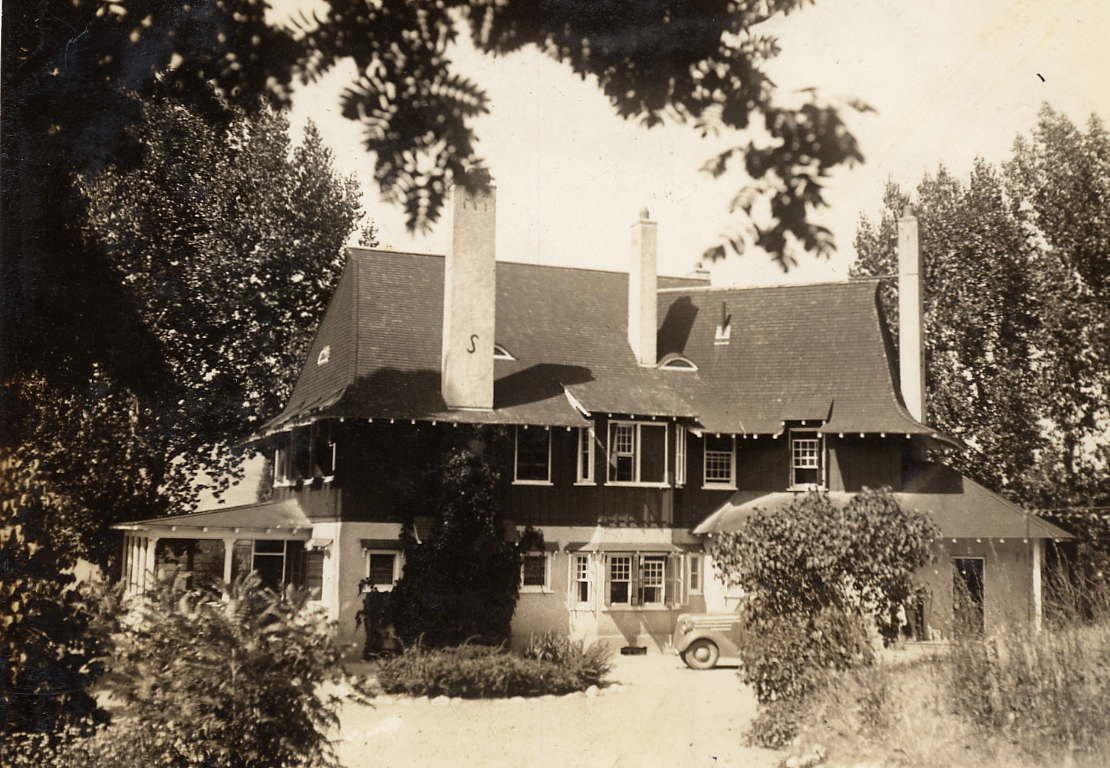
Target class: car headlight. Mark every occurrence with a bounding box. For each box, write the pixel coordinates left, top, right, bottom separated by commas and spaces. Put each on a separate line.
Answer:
677, 618, 692, 635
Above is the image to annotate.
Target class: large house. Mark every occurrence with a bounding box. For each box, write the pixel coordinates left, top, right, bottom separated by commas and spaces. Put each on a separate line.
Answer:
115, 174, 1069, 649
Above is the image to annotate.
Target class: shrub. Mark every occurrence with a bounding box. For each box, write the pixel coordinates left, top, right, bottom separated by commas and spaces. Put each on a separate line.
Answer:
377, 641, 611, 698
82, 574, 357, 768
0, 453, 107, 735
387, 438, 522, 647
739, 607, 874, 706
520, 631, 612, 689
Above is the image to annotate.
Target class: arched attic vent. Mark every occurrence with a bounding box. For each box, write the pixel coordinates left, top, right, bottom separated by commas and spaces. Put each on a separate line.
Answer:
493, 343, 515, 360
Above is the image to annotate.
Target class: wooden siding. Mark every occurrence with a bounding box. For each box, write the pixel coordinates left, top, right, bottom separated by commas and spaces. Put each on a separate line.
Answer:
827, 435, 904, 491
275, 419, 913, 528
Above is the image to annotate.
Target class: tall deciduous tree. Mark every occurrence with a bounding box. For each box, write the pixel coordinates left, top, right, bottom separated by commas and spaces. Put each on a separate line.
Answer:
8, 101, 369, 565
851, 105, 1109, 512
2, 0, 865, 412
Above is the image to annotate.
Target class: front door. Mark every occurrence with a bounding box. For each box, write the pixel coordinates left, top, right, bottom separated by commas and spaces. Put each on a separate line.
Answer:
953, 558, 984, 635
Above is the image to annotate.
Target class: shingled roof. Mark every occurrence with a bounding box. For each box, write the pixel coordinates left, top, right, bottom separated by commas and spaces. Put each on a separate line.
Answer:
692, 463, 1073, 540
260, 248, 939, 437
656, 281, 936, 435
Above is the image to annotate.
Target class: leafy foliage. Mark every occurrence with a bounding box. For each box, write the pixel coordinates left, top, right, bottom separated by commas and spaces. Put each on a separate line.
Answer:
709, 489, 937, 747
386, 428, 522, 647
5, 101, 367, 566
82, 574, 356, 768
376, 642, 611, 698
851, 105, 1109, 513
0, 452, 107, 735
3, 0, 863, 414
708, 489, 939, 626
520, 631, 613, 689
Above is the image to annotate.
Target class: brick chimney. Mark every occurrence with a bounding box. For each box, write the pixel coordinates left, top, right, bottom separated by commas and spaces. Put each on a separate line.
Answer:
628, 208, 658, 367
441, 170, 496, 410
897, 208, 926, 422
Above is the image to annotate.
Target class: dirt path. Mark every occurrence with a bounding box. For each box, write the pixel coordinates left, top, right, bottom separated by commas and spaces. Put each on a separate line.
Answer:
334, 654, 779, 768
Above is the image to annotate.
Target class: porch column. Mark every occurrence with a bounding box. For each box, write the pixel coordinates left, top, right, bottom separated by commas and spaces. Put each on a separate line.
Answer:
142, 535, 160, 593
222, 536, 238, 584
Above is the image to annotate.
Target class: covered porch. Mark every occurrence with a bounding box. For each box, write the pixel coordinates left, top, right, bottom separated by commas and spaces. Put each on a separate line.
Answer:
113, 499, 327, 598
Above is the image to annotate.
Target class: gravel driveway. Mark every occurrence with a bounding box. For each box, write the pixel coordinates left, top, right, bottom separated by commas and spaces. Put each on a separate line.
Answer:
334, 653, 778, 768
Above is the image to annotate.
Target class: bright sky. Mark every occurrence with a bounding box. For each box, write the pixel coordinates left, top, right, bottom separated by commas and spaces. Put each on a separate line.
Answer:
283, 0, 1110, 287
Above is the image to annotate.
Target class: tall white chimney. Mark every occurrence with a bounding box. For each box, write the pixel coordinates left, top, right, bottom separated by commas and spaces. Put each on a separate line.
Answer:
628, 208, 658, 367
441, 170, 496, 410
897, 209, 926, 423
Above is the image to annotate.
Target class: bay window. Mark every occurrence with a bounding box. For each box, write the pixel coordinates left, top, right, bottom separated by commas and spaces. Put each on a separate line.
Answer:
607, 421, 668, 486
573, 554, 592, 605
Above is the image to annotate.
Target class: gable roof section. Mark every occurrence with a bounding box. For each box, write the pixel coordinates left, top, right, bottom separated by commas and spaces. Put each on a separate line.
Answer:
656, 281, 935, 435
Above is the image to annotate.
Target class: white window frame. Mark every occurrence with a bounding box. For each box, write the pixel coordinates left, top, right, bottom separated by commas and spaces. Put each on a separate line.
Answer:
606, 420, 670, 487
520, 550, 551, 593
608, 554, 633, 606
513, 426, 553, 486
251, 540, 291, 585
273, 434, 294, 488
790, 433, 824, 488
688, 554, 703, 595
364, 550, 404, 592
575, 426, 596, 485
640, 555, 666, 606
702, 433, 737, 489
572, 553, 592, 606
675, 427, 687, 487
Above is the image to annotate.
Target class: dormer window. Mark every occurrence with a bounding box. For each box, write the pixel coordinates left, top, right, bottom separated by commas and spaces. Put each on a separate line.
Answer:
493, 344, 515, 360
659, 354, 697, 371
715, 301, 731, 345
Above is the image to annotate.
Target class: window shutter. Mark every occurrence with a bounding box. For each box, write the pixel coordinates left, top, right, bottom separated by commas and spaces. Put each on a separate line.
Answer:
665, 554, 684, 607
631, 556, 642, 606
603, 555, 611, 607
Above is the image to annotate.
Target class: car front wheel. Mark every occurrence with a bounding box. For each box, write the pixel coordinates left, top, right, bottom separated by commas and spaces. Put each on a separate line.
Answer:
681, 639, 719, 670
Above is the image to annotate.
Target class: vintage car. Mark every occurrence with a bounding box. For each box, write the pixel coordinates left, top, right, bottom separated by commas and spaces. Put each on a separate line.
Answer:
672, 612, 744, 670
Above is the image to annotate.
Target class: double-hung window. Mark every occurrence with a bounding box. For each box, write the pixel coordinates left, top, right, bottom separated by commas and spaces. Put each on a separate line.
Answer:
573, 554, 592, 605
675, 427, 687, 486
520, 551, 550, 592
640, 556, 666, 605
608, 555, 632, 605
688, 554, 702, 594
607, 421, 668, 486
576, 426, 596, 484
703, 434, 736, 488
514, 426, 552, 484
791, 432, 822, 487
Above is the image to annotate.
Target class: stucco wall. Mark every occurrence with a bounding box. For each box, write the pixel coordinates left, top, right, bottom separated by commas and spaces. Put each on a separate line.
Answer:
916, 538, 1041, 638
311, 520, 404, 647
